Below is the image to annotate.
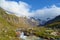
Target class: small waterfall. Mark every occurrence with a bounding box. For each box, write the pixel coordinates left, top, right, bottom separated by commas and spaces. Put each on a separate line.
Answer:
20, 32, 27, 40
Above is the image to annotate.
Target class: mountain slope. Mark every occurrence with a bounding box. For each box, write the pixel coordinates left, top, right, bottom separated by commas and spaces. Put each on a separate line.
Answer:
45, 15, 60, 28
0, 8, 36, 28
0, 7, 38, 40
0, 7, 39, 40
0, 8, 20, 40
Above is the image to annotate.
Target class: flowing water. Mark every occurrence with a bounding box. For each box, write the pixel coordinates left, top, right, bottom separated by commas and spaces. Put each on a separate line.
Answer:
19, 32, 60, 40
19, 32, 45, 40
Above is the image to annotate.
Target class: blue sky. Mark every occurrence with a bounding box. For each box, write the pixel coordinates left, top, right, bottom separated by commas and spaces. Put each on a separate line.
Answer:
0, 0, 60, 20
7, 0, 60, 10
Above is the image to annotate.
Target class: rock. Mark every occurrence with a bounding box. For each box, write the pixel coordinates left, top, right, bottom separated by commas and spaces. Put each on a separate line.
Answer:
51, 32, 58, 36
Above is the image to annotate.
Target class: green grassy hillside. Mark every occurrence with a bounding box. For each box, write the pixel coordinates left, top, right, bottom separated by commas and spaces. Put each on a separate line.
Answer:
0, 8, 20, 40
0, 8, 33, 40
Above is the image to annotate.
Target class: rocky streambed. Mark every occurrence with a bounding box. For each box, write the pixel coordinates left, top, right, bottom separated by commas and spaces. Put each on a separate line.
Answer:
19, 32, 45, 40
16, 28, 60, 40
19, 32, 60, 40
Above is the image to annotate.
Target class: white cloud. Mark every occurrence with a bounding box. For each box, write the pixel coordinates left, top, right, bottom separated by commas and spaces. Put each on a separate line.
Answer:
32, 5, 60, 20
0, 0, 31, 17
0, 0, 60, 20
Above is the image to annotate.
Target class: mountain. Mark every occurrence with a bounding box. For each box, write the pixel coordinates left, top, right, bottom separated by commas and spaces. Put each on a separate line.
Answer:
0, 7, 60, 40
30, 17, 48, 26
0, 7, 40, 40
0, 7, 39, 28
45, 15, 60, 28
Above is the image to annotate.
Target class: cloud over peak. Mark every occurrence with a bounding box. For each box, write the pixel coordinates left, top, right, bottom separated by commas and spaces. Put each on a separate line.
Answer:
30, 5, 60, 21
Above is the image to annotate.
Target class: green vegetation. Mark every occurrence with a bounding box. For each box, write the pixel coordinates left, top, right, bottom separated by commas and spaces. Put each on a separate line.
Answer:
0, 7, 34, 40
24, 27, 60, 39
0, 8, 60, 40
0, 8, 20, 40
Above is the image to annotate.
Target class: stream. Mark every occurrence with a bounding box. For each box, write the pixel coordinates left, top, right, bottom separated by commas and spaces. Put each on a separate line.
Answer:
19, 32, 47, 40
19, 32, 60, 40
